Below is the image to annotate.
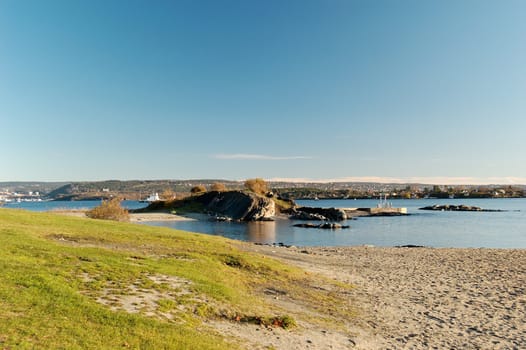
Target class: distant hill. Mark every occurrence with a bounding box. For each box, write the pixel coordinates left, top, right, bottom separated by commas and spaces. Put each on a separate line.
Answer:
3, 180, 525, 200
0, 182, 69, 194
46, 180, 245, 200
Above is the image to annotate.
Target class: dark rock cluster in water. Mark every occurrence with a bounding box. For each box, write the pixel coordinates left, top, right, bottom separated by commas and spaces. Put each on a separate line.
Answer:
419, 204, 504, 212
293, 223, 350, 229
290, 207, 347, 221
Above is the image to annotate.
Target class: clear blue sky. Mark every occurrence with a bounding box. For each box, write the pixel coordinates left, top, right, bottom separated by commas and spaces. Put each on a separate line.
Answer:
2, 0, 525, 184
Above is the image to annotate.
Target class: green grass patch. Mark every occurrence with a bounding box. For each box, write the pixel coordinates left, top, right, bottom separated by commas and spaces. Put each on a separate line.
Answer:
271, 197, 295, 211
0, 208, 354, 349
140, 198, 205, 214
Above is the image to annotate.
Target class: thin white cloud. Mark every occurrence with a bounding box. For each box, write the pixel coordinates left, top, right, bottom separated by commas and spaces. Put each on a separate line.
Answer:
213, 154, 312, 161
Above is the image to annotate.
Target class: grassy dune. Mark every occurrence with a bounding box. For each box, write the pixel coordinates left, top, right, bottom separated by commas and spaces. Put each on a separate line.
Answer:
0, 209, 354, 349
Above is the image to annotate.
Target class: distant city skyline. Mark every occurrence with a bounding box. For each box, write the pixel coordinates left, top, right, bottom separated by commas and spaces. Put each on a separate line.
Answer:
2, 1, 525, 184
269, 176, 526, 186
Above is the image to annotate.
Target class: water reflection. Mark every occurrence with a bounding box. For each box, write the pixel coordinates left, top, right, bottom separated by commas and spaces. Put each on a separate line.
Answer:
246, 221, 276, 244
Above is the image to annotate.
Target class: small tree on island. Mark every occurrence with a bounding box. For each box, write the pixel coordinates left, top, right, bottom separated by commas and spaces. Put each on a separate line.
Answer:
244, 178, 268, 195
161, 189, 176, 201
190, 185, 207, 194
210, 182, 227, 192
86, 198, 130, 222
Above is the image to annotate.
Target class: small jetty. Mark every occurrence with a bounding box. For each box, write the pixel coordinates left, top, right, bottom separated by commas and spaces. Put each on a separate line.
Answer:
343, 194, 407, 217
292, 195, 407, 220
342, 207, 408, 217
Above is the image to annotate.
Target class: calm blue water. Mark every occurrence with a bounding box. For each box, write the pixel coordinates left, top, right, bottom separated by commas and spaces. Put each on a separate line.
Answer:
3, 198, 525, 248
145, 198, 526, 248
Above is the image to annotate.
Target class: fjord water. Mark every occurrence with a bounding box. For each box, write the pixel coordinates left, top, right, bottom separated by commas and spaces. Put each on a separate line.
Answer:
4, 198, 526, 248
146, 198, 526, 248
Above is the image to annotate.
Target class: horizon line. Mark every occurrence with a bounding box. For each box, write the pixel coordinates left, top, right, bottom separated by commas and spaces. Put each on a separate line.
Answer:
1, 176, 525, 186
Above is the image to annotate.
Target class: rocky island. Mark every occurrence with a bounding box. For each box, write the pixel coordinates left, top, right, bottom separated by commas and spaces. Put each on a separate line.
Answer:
139, 190, 356, 223
419, 204, 505, 212
137, 188, 407, 229
138, 190, 280, 221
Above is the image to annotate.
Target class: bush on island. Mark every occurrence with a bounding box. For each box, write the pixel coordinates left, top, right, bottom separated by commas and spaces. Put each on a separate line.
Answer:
86, 198, 130, 222
190, 185, 207, 194
244, 178, 268, 195
210, 182, 227, 192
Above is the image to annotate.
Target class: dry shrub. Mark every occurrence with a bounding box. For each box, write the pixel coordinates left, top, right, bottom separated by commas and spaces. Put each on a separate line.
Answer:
210, 182, 227, 192
190, 185, 207, 194
244, 178, 268, 195
86, 198, 130, 222
161, 189, 176, 200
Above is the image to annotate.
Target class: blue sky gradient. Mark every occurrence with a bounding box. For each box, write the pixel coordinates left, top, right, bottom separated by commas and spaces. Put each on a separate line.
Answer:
2, 0, 525, 183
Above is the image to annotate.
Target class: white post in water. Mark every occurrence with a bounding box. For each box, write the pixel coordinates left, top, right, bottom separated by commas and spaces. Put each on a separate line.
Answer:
377, 193, 392, 209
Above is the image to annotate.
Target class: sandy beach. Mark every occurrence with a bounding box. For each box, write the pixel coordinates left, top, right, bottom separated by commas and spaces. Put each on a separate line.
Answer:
46, 210, 525, 348
238, 244, 525, 349
50, 209, 195, 222
128, 212, 197, 222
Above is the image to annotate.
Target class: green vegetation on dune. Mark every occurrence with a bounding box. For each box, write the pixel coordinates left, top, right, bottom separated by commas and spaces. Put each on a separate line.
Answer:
0, 209, 354, 349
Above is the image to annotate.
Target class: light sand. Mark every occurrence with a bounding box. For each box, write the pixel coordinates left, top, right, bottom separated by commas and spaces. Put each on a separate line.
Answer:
128, 212, 196, 222
236, 244, 526, 349
50, 209, 196, 222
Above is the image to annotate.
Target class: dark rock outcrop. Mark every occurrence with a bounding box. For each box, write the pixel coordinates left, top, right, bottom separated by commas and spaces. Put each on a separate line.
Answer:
419, 205, 503, 212
290, 207, 347, 221
366, 211, 409, 217
290, 211, 327, 221
293, 223, 350, 229
195, 191, 275, 221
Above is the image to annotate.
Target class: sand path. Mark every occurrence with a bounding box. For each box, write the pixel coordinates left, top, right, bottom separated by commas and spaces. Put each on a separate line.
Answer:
50, 209, 195, 222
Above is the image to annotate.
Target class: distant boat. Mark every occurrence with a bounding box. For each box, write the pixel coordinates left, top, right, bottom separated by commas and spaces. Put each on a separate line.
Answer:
377, 194, 392, 209
141, 193, 160, 203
